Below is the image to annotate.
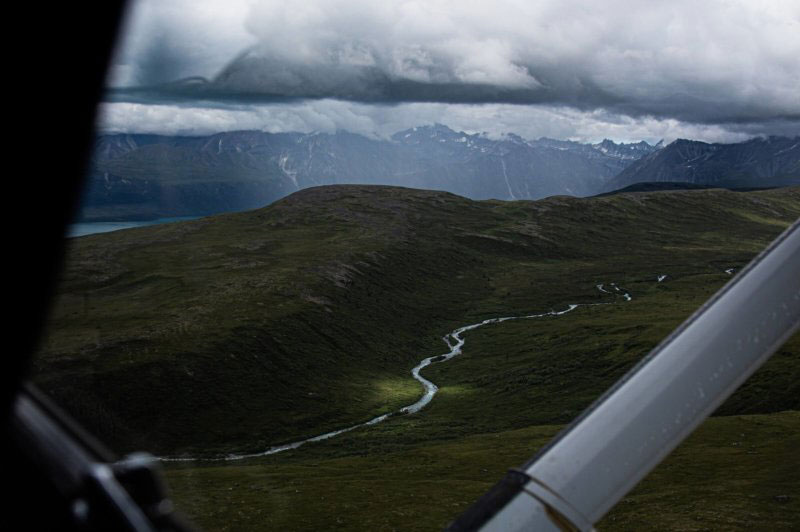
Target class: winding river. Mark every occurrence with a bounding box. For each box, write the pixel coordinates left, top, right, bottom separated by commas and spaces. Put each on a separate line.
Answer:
162, 281, 641, 462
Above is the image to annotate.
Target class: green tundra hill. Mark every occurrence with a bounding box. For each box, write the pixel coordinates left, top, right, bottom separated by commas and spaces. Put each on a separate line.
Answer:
35, 185, 799, 529
36, 185, 800, 454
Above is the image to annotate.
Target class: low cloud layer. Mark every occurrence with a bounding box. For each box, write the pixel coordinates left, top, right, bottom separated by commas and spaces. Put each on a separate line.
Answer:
107, 0, 800, 137
98, 100, 770, 145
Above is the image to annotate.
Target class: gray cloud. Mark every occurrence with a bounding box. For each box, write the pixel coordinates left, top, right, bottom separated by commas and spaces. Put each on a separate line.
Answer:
107, 0, 253, 87
98, 100, 768, 145
106, 0, 800, 137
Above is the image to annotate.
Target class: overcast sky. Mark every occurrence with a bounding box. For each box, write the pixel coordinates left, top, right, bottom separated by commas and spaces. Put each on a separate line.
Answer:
101, 0, 800, 143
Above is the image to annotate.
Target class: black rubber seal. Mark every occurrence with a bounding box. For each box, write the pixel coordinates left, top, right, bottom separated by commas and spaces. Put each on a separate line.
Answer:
445, 468, 531, 531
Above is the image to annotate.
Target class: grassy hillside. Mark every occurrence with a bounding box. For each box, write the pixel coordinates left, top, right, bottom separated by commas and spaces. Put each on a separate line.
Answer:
35, 184, 800, 529
36, 185, 800, 456
164, 411, 799, 531
156, 267, 800, 529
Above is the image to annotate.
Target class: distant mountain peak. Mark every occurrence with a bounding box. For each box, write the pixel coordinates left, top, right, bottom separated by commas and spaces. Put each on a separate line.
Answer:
391, 123, 464, 143
607, 136, 800, 191
591, 138, 658, 160
89, 126, 792, 222
502, 132, 527, 144
670, 138, 706, 146
416, 123, 458, 135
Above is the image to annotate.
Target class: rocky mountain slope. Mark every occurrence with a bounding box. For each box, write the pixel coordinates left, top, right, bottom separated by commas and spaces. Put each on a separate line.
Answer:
607, 136, 800, 191
82, 128, 800, 222
83, 125, 658, 220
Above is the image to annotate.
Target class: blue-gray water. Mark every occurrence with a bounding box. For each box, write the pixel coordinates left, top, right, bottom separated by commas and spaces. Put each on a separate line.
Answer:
68, 217, 200, 237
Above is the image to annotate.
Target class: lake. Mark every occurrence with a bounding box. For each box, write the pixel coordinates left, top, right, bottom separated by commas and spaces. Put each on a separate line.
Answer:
68, 217, 201, 237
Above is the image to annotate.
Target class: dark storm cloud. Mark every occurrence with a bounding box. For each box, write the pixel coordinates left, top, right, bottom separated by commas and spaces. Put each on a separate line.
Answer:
106, 0, 254, 88
107, 0, 800, 135
109, 61, 624, 111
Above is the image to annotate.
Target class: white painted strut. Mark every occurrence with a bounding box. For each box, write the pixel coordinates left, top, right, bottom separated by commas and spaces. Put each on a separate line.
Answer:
451, 218, 800, 531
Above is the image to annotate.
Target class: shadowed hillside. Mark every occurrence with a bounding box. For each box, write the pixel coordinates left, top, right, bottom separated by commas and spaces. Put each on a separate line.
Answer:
36, 185, 800, 457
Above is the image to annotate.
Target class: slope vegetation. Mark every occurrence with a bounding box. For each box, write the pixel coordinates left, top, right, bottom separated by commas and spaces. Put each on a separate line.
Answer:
36, 185, 800, 458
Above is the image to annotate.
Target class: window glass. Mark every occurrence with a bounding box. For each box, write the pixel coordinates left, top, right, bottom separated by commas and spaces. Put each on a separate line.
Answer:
36, 1, 800, 529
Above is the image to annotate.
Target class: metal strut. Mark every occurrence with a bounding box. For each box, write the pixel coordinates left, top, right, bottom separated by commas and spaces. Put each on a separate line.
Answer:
450, 218, 800, 531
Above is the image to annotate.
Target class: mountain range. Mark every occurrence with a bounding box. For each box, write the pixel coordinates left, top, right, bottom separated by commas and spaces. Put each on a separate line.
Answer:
82, 125, 799, 220
607, 136, 800, 191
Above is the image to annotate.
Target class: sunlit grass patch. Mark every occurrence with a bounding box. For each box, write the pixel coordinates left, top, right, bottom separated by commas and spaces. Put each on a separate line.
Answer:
369, 377, 424, 406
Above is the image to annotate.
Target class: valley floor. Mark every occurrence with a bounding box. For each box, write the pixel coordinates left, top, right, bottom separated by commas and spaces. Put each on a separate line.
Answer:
36, 186, 800, 529
164, 265, 799, 530
165, 411, 799, 531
